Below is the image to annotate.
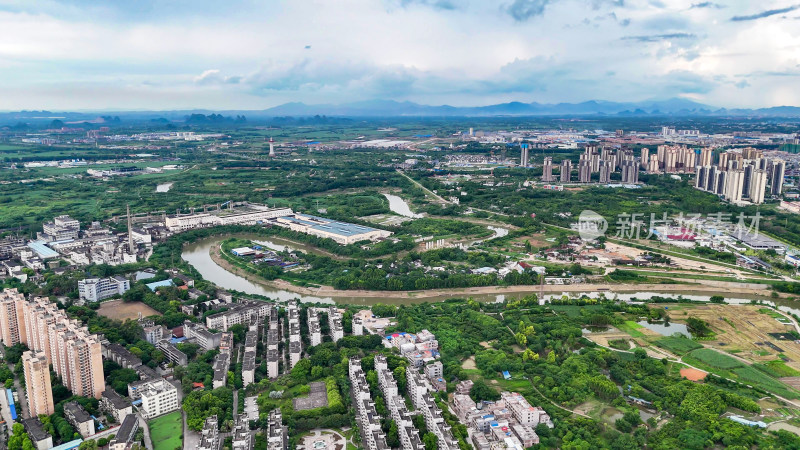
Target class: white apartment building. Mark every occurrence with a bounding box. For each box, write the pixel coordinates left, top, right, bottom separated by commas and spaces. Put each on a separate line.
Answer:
501, 391, 552, 427
205, 301, 270, 331
308, 309, 322, 347
133, 379, 179, 419
78, 276, 130, 303
328, 306, 344, 342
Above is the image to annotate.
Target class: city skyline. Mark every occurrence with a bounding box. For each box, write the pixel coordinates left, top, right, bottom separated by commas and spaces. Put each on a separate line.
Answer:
2, 0, 800, 110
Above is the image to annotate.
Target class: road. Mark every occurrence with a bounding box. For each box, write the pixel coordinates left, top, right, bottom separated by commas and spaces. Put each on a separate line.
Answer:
138, 414, 153, 450
399, 169, 514, 217
177, 380, 199, 450
396, 170, 450, 205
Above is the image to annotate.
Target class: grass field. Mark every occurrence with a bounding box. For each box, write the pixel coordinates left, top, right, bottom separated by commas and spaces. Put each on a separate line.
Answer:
685, 348, 743, 370
550, 304, 605, 318
148, 411, 183, 450
616, 320, 645, 338
654, 336, 703, 355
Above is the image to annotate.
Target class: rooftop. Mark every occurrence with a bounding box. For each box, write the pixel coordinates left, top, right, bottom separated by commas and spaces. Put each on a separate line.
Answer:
290, 213, 386, 237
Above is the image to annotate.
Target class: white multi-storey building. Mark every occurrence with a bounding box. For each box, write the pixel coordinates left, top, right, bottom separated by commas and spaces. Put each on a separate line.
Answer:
308, 309, 322, 347
205, 301, 270, 331
131, 379, 179, 419
328, 306, 344, 342
78, 276, 130, 302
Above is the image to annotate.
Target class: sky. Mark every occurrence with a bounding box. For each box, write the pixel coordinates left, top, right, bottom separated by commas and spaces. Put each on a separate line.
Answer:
0, 0, 799, 110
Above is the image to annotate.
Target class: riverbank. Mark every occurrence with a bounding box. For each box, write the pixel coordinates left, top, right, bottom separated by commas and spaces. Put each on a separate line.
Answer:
208, 242, 786, 301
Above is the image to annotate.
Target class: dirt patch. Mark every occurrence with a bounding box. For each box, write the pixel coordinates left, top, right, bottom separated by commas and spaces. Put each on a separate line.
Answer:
98, 300, 161, 321
462, 356, 477, 370
680, 367, 708, 381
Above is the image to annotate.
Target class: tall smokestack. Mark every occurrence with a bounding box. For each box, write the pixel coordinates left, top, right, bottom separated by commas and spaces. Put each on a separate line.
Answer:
269, 137, 275, 157
127, 204, 134, 253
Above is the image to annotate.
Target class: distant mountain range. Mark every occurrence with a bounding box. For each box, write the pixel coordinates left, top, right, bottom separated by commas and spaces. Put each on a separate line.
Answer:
260, 98, 800, 117
3, 98, 800, 126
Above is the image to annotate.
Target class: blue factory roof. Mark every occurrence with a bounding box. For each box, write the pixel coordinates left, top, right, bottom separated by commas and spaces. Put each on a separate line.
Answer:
27, 241, 59, 259
291, 214, 383, 238
51, 439, 84, 450
146, 279, 175, 291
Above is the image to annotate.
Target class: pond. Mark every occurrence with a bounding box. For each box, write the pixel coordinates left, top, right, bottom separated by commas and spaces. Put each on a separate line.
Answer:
636, 320, 691, 337
156, 182, 173, 192
383, 193, 422, 218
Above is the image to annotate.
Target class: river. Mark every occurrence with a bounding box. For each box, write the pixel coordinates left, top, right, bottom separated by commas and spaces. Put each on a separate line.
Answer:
182, 234, 800, 311
384, 193, 422, 218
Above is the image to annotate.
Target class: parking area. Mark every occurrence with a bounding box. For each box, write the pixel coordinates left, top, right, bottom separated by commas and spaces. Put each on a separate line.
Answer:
244, 396, 259, 422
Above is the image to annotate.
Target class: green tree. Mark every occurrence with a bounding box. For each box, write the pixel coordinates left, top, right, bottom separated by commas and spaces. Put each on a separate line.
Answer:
8, 423, 34, 450
423, 432, 438, 450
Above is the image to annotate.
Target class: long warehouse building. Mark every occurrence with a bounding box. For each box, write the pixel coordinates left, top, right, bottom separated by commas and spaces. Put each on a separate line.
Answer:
275, 214, 392, 245
165, 203, 293, 231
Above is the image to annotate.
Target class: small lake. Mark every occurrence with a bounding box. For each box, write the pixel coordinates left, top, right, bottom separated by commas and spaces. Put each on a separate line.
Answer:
156, 182, 173, 192
637, 320, 691, 337
384, 193, 422, 218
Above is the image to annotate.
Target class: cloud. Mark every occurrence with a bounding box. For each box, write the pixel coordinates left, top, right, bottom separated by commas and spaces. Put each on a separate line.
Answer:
690, 2, 724, 9
620, 33, 696, 42
194, 69, 240, 85
506, 0, 552, 22
731, 5, 800, 21
735, 80, 750, 89
397, 0, 460, 10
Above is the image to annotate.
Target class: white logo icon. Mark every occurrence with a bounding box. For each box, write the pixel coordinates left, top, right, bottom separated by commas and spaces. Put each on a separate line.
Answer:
578, 210, 608, 241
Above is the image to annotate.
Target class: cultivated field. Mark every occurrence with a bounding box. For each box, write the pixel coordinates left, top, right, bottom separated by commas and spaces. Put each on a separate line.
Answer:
668, 304, 800, 369
97, 299, 161, 321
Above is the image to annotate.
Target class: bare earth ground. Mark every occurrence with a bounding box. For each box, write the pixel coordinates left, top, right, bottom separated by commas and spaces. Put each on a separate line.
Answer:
98, 299, 161, 321
680, 367, 708, 381
584, 241, 743, 275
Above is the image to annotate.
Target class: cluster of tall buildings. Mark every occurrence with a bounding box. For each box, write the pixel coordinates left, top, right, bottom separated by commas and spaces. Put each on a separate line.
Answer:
0, 289, 104, 416
407, 366, 459, 449
349, 358, 390, 450
548, 145, 640, 184
374, 355, 424, 449
695, 148, 785, 204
